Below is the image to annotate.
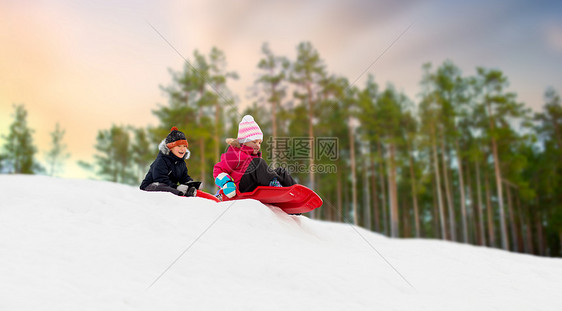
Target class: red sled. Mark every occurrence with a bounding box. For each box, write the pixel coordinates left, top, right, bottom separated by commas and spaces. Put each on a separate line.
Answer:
221, 184, 322, 214
198, 185, 323, 214
196, 190, 221, 202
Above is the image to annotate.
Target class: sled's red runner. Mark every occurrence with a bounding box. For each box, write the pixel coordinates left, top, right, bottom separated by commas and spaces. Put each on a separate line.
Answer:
195, 190, 221, 202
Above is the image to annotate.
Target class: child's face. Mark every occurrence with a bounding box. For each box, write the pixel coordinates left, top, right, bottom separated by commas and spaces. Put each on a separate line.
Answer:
170, 145, 188, 158
244, 139, 262, 154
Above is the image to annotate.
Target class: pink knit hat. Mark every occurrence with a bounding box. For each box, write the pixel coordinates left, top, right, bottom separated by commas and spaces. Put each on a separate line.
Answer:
237, 115, 263, 143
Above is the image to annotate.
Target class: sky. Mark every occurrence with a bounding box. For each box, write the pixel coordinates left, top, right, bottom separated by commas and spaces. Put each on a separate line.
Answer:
1, 0, 562, 179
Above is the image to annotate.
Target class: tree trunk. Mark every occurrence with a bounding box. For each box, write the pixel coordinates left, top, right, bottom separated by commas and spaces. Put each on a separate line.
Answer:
515, 194, 526, 253
491, 135, 508, 250
307, 82, 315, 198
559, 231, 562, 257
536, 209, 545, 256
349, 120, 358, 225
371, 149, 380, 232
402, 200, 410, 237
214, 103, 221, 164
484, 170, 496, 247
343, 177, 349, 222
525, 201, 534, 254
271, 81, 278, 166
337, 170, 343, 222
441, 135, 456, 241
519, 204, 530, 254
431, 126, 447, 240
455, 141, 468, 243
388, 142, 399, 238
197, 92, 207, 189
363, 153, 372, 230
407, 140, 420, 237
487, 103, 509, 250
322, 189, 330, 221
378, 142, 389, 236
475, 161, 487, 246
432, 177, 440, 238
465, 160, 476, 244
199, 137, 206, 187
505, 183, 518, 252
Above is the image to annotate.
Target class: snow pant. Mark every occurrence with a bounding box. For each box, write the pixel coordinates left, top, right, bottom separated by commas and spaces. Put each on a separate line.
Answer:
239, 158, 297, 193
142, 182, 183, 196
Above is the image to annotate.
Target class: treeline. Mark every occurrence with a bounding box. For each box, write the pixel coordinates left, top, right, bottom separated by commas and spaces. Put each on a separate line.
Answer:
2, 42, 561, 257
1, 105, 68, 176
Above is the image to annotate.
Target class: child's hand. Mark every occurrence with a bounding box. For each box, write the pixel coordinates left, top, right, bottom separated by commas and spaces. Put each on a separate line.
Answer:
222, 181, 237, 198
177, 184, 189, 195
215, 173, 237, 198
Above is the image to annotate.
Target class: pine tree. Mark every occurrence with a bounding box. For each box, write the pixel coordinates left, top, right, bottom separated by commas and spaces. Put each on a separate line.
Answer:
93, 125, 136, 184
130, 127, 153, 183
1, 104, 38, 174
458, 109, 487, 245
419, 63, 447, 240
318, 75, 360, 224
430, 61, 462, 242
373, 86, 408, 237
357, 75, 381, 231
533, 87, 562, 255
0, 153, 5, 172
45, 123, 69, 177
155, 48, 237, 191
255, 43, 290, 165
473, 67, 530, 250
208, 47, 239, 162
535, 87, 562, 159
346, 87, 360, 226
290, 42, 327, 198
402, 110, 421, 237
313, 76, 353, 222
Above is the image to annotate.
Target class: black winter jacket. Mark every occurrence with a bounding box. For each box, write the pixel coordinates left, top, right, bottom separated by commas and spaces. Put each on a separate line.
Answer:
140, 140, 193, 190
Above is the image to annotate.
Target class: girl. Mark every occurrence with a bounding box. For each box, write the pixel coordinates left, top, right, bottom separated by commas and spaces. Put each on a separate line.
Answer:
213, 115, 295, 198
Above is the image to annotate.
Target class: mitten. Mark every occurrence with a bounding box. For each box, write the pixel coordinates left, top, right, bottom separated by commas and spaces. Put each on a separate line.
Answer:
177, 184, 189, 195
222, 181, 237, 198
215, 173, 231, 188
215, 173, 236, 198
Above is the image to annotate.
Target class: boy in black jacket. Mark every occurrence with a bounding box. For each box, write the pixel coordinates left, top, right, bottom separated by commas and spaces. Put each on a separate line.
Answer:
140, 127, 199, 197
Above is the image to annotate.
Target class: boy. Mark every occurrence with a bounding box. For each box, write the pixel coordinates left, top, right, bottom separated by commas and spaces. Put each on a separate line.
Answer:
140, 127, 199, 197
213, 115, 296, 198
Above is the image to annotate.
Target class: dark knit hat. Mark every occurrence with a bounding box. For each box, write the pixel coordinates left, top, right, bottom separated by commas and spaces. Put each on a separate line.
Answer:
165, 127, 188, 149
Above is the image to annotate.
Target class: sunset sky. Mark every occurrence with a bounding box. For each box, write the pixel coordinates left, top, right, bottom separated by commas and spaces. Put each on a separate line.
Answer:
1, 0, 562, 179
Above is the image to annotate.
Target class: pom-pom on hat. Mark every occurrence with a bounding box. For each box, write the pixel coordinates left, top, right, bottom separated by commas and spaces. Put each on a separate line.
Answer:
165, 126, 189, 149
237, 115, 263, 143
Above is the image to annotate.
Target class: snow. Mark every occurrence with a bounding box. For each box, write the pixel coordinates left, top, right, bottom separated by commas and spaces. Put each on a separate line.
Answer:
1, 175, 561, 310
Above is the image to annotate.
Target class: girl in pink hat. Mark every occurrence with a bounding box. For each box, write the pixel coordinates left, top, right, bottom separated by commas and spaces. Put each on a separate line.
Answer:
213, 115, 295, 198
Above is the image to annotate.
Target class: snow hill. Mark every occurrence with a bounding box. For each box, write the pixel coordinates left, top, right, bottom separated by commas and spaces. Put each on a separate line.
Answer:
1, 175, 561, 311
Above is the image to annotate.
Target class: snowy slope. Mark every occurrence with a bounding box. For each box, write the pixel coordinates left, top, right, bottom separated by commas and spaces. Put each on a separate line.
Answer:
1, 175, 561, 311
